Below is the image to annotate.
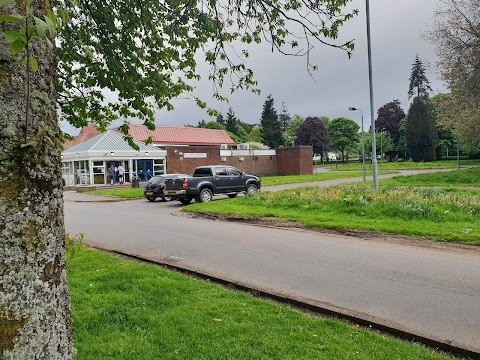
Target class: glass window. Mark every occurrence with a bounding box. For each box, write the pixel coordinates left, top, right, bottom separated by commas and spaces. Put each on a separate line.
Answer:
214, 167, 227, 176
194, 167, 212, 177
227, 167, 241, 176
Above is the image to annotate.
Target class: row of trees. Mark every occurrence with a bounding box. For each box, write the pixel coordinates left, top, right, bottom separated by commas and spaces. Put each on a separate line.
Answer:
193, 52, 470, 164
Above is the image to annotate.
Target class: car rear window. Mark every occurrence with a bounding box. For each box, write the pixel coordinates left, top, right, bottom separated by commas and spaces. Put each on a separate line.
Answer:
148, 176, 164, 184
194, 168, 212, 176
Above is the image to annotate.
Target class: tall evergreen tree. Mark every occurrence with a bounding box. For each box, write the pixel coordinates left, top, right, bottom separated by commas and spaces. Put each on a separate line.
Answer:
260, 95, 284, 148
278, 102, 292, 134
405, 98, 437, 162
216, 113, 226, 128
225, 107, 238, 134
408, 55, 432, 99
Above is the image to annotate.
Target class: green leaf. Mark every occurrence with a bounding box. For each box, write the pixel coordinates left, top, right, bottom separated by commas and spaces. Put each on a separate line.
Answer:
10, 39, 25, 55
29, 56, 38, 72
45, 11, 57, 38
58, 8, 68, 24
45, 37, 53, 50
4, 29, 19, 44
25, 0, 33, 5
34, 16, 47, 38
0, 0, 14, 8
0, 15, 23, 25
44, 14, 55, 38
13, 57, 27, 65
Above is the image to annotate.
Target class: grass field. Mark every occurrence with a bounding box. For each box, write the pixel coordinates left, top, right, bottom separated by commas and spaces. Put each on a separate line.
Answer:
261, 170, 396, 187
68, 248, 450, 359
183, 184, 480, 245
379, 167, 480, 187
321, 159, 480, 171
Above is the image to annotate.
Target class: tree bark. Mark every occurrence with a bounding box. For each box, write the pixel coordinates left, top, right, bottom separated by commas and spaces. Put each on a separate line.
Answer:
0, 1, 74, 358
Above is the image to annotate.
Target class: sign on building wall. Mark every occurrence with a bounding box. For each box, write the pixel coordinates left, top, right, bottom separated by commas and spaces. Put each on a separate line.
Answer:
183, 153, 207, 158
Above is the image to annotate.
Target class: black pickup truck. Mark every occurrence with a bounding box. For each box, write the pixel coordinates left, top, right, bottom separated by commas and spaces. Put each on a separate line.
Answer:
164, 165, 261, 204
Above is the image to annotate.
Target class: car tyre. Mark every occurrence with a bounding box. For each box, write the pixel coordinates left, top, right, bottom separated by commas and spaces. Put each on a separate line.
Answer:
246, 184, 258, 195
197, 188, 213, 203
179, 197, 193, 205
147, 197, 156, 202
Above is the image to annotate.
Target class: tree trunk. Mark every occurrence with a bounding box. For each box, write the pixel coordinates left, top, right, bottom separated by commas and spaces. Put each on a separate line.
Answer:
0, 1, 74, 358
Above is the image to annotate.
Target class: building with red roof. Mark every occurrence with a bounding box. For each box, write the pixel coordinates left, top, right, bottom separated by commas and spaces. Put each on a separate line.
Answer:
64, 125, 236, 150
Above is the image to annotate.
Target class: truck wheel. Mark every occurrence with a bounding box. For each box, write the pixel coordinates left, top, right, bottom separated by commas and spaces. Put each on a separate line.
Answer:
246, 184, 258, 195
227, 194, 237, 198
179, 197, 193, 205
198, 188, 213, 203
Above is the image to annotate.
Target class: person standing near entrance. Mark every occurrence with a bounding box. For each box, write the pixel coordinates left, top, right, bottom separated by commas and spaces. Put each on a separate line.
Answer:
108, 164, 115, 185
117, 164, 125, 184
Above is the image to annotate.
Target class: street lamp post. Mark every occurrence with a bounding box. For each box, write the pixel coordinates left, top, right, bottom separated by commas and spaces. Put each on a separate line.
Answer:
366, 0, 378, 189
349, 107, 366, 182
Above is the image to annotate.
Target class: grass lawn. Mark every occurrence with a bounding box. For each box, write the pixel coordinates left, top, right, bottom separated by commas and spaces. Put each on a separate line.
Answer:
261, 170, 396, 187
380, 167, 480, 187
320, 159, 480, 171
87, 188, 145, 198
68, 248, 450, 359
183, 184, 480, 245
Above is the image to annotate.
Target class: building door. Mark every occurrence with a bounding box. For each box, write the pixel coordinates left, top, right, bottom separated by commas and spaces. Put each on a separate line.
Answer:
136, 160, 154, 182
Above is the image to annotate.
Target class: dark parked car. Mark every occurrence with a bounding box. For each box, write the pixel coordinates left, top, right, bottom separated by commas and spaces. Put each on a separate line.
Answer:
144, 174, 190, 202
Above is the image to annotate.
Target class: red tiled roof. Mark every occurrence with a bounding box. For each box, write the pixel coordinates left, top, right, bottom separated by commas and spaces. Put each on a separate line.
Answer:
128, 125, 236, 146
64, 125, 236, 149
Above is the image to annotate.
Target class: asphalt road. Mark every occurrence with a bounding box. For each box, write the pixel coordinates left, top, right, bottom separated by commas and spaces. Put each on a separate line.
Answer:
64, 190, 480, 354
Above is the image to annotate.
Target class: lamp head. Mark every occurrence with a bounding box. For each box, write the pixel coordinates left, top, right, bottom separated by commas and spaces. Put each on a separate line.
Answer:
349, 107, 357, 111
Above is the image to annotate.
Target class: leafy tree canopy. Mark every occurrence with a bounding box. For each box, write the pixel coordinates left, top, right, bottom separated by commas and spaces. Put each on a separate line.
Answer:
55, 0, 358, 135
249, 126, 263, 143
327, 117, 359, 160
205, 121, 224, 130
428, 0, 480, 149
294, 116, 329, 154
375, 99, 405, 144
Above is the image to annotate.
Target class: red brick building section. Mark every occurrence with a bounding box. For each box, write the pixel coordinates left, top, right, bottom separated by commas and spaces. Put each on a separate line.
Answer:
166, 145, 313, 177
276, 146, 313, 176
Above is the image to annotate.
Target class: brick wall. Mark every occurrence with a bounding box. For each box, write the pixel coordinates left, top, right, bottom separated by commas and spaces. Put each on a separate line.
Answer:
276, 146, 313, 175
223, 154, 277, 177
166, 145, 312, 176
166, 146, 221, 174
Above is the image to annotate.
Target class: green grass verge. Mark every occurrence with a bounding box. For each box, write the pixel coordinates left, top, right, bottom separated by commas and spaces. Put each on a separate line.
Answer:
183, 184, 480, 245
321, 159, 480, 171
87, 188, 144, 198
68, 248, 450, 359
262, 171, 396, 187
379, 167, 480, 187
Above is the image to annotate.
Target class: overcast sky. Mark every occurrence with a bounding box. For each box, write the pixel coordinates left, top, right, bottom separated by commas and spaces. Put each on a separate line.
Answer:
63, 0, 446, 135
